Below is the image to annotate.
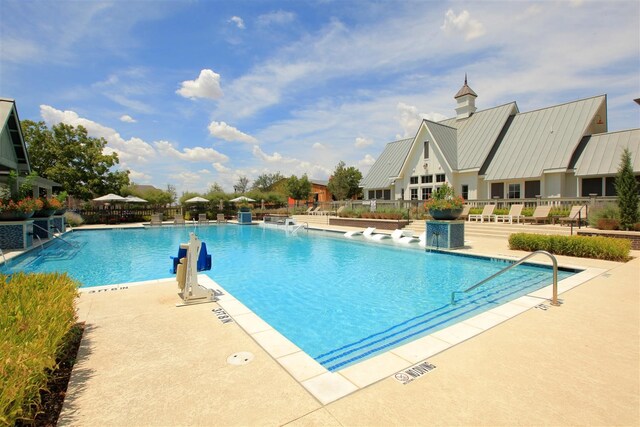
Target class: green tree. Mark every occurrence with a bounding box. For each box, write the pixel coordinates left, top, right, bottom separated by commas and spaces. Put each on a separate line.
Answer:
615, 148, 639, 230
233, 176, 250, 194
286, 174, 311, 205
327, 161, 363, 200
21, 120, 130, 200
208, 182, 224, 193
252, 172, 285, 191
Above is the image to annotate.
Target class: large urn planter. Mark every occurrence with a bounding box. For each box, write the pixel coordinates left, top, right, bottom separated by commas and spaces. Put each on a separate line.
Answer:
429, 208, 463, 220
0, 210, 35, 221
33, 208, 57, 218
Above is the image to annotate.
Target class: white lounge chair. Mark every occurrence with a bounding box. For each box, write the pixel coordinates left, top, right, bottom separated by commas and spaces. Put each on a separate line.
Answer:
494, 204, 525, 224
468, 204, 496, 223
391, 229, 419, 243
363, 227, 391, 240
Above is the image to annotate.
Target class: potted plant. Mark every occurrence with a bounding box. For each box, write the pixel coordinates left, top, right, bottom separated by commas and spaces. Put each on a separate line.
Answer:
424, 183, 465, 220
54, 191, 68, 215
34, 197, 62, 217
0, 197, 44, 220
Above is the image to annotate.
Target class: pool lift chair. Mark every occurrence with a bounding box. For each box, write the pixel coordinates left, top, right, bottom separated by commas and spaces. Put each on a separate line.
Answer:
174, 232, 216, 307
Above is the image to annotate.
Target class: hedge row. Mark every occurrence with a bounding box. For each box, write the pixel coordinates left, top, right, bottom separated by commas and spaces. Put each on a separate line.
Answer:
508, 233, 631, 262
0, 273, 78, 425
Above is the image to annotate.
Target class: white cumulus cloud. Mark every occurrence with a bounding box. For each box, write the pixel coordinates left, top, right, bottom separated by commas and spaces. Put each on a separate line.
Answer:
358, 154, 376, 167
441, 9, 485, 41
176, 69, 224, 100
355, 137, 373, 148
229, 16, 245, 29
154, 140, 229, 163
312, 142, 325, 149
120, 114, 136, 123
208, 121, 257, 143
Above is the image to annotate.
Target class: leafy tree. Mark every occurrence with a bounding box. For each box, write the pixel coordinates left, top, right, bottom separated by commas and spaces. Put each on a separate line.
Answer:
121, 184, 174, 208
166, 184, 177, 205
208, 182, 224, 193
327, 161, 363, 200
615, 148, 639, 230
286, 174, 311, 205
233, 176, 250, 194
21, 120, 130, 200
252, 172, 285, 191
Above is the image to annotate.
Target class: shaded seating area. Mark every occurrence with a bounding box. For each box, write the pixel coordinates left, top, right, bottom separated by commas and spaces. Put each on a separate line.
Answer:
558, 205, 588, 226
523, 205, 552, 224
494, 204, 524, 224
468, 204, 495, 223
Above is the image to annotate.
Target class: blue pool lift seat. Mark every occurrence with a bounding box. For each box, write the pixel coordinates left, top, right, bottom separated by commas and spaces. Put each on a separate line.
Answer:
170, 241, 212, 274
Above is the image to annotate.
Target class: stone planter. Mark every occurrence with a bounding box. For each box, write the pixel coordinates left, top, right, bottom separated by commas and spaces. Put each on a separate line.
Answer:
429, 208, 463, 220
0, 210, 34, 221
33, 208, 57, 218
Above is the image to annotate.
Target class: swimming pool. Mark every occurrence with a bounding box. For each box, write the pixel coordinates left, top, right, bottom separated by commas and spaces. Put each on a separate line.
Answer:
5, 225, 576, 370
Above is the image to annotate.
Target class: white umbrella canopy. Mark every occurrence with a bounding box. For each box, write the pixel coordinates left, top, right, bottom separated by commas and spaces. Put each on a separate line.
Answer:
185, 196, 209, 203
230, 196, 255, 203
93, 193, 127, 202
124, 195, 148, 203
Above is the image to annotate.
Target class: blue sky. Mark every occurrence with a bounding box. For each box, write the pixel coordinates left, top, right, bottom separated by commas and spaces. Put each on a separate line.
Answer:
1, 0, 639, 195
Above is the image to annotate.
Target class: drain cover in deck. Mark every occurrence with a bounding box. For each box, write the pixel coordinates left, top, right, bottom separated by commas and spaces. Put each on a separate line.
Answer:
227, 352, 254, 365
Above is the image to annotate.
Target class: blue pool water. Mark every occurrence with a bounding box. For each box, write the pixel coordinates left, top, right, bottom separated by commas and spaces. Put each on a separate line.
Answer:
5, 225, 575, 370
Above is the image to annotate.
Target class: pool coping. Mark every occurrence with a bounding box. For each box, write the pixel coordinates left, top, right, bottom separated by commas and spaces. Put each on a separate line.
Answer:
80, 261, 605, 406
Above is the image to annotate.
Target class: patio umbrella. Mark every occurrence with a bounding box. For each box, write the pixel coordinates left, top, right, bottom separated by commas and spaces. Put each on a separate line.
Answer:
124, 195, 148, 203
93, 193, 127, 202
185, 196, 209, 203
230, 196, 255, 203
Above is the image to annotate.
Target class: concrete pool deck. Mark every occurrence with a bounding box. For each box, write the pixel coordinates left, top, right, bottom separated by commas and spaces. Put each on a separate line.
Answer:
57, 223, 639, 426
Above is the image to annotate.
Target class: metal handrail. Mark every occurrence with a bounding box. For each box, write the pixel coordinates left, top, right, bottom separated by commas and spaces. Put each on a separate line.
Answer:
31, 223, 75, 247
0, 248, 8, 271
450, 250, 560, 306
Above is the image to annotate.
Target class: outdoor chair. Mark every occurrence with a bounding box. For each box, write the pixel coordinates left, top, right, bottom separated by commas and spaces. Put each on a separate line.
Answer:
558, 205, 588, 226
216, 213, 227, 224
458, 205, 471, 221
309, 207, 321, 215
494, 204, 525, 224
198, 213, 209, 225
523, 205, 552, 224
468, 204, 495, 223
150, 213, 163, 226
174, 216, 185, 226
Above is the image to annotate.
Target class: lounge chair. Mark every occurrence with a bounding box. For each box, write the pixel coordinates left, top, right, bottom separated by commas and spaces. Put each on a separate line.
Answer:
468, 204, 495, 223
150, 213, 163, 226
198, 213, 209, 225
174, 216, 185, 225
304, 206, 314, 214
309, 206, 321, 215
332, 206, 345, 216
494, 204, 524, 224
523, 205, 552, 224
458, 205, 471, 221
363, 227, 391, 240
558, 205, 587, 226
216, 213, 227, 223
418, 231, 426, 247
391, 229, 418, 243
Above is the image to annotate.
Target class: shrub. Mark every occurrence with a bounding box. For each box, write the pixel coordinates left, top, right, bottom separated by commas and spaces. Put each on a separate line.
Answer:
508, 233, 630, 262
64, 211, 84, 227
588, 203, 619, 228
597, 218, 619, 230
0, 273, 79, 425
616, 148, 640, 230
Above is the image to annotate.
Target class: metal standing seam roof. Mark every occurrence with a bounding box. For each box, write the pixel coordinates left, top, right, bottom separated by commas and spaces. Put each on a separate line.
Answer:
422, 120, 457, 170
483, 95, 606, 181
440, 102, 518, 170
0, 98, 30, 172
360, 138, 413, 188
0, 99, 15, 128
574, 129, 640, 176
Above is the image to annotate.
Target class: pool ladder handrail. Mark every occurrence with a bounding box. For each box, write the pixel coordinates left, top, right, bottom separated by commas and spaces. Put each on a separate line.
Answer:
0, 248, 8, 271
31, 222, 75, 247
450, 250, 559, 307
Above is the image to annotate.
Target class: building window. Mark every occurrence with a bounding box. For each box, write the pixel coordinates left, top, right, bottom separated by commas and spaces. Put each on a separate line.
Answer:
368, 190, 374, 199
461, 185, 469, 200
401, 189, 405, 200
410, 188, 418, 200
507, 183, 521, 199
421, 175, 433, 184
524, 180, 540, 198
422, 187, 432, 200
435, 174, 446, 183
491, 182, 504, 199
375, 189, 383, 199
410, 176, 419, 185
581, 178, 602, 196
424, 141, 429, 159
383, 189, 391, 200
605, 177, 616, 196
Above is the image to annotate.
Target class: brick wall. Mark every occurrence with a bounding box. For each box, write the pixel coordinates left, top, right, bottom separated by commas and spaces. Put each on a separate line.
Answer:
329, 218, 409, 230
577, 230, 640, 250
